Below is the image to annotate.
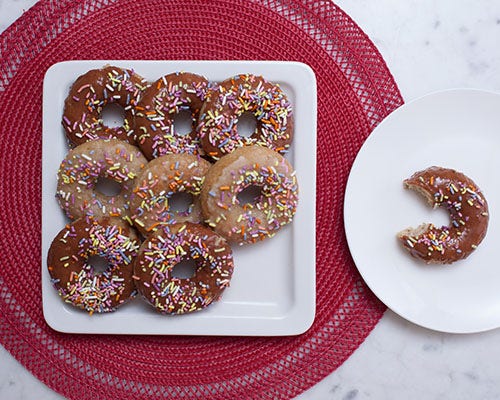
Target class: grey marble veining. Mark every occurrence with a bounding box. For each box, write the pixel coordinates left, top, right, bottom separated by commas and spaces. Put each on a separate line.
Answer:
0, 0, 38, 31
2, 1, 500, 399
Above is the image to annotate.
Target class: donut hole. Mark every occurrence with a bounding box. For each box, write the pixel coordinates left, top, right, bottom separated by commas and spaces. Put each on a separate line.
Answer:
172, 109, 194, 136
237, 185, 263, 205
169, 192, 194, 213
236, 111, 258, 137
171, 259, 197, 279
87, 255, 109, 274
95, 177, 122, 197
101, 103, 125, 128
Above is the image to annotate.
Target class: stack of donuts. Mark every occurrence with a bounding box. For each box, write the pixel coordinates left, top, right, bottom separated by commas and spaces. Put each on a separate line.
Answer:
47, 65, 299, 316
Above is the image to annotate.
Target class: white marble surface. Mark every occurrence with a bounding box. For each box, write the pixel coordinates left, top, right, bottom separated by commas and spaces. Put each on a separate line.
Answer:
2, 0, 500, 399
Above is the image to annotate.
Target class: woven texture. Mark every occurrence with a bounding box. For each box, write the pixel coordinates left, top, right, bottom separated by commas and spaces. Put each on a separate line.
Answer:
0, 0, 402, 399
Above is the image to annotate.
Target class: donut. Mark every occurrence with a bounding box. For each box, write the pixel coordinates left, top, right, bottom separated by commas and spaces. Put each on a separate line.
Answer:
398, 166, 489, 264
62, 65, 148, 145
133, 223, 234, 314
198, 73, 293, 160
134, 72, 211, 159
56, 139, 147, 220
130, 153, 211, 235
200, 145, 299, 245
47, 217, 141, 314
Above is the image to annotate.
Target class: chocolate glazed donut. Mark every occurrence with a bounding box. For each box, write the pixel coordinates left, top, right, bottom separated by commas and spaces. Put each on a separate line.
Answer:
198, 74, 293, 161
134, 72, 211, 159
62, 65, 148, 145
47, 217, 141, 314
398, 166, 489, 264
133, 223, 234, 315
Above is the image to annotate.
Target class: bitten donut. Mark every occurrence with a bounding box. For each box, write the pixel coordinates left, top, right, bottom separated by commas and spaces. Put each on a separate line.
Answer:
133, 223, 234, 314
200, 145, 299, 245
135, 72, 210, 159
62, 65, 148, 145
56, 139, 147, 220
398, 166, 489, 264
130, 153, 211, 235
198, 74, 293, 160
47, 217, 141, 314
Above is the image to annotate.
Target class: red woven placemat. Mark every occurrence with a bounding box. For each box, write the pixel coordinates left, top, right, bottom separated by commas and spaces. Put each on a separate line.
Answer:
0, 0, 402, 399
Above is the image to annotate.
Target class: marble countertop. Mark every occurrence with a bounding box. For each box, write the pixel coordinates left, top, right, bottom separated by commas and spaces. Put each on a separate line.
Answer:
2, 0, 500, 399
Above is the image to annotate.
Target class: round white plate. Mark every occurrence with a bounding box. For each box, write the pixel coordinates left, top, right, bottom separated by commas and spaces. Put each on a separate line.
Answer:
344, 88, 500, 333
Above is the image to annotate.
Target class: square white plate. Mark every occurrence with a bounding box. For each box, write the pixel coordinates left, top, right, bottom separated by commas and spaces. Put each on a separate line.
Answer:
42, 60, 317, 336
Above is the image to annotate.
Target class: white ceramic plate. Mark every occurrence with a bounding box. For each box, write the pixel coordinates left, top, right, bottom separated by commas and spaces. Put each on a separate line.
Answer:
344, 88, 500, 334
42, 60, 317, 335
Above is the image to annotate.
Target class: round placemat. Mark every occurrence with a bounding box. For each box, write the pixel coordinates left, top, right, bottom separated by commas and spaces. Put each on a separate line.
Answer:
0, 0, 402, 399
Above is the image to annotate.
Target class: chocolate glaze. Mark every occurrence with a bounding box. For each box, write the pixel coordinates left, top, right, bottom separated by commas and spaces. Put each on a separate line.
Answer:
62, 66, 147, 145
398, 166, 489, 264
